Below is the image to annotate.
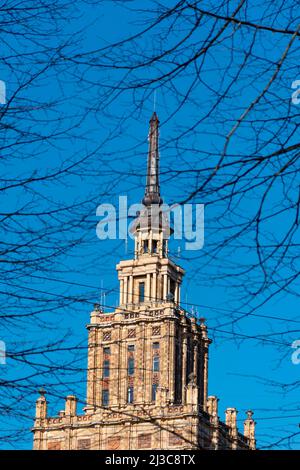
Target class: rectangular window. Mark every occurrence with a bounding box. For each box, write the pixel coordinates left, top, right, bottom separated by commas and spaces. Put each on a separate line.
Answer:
153, 355, 160, 372
103, 347, 111, 355
153, 342, 159, 349
152, 240, 158, 253
128, 344, 135, 352
139, 282, 145, 302
102, 389, 109, 407
103, 359, 110, 378
143, 240, 148, 253
128, 357, 135, 375
152, 383, 158, 402
127, 386, 134, 403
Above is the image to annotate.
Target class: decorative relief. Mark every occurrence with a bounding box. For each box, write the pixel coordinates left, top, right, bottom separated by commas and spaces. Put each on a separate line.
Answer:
169, 433, 183, 446
77, 438, 91, 450
107, 436, 121, 450
152, 326, 161, 336
47, 441, 62, 450
128, 329, 136, 338
103, 331, 111, 341
137, 434, 152, 449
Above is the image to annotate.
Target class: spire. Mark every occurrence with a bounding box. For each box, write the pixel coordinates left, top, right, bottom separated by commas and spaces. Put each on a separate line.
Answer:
142, 112, 162, 206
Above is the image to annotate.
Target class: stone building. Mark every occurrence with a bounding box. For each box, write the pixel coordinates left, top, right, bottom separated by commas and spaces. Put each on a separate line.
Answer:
32, 113, 256, 450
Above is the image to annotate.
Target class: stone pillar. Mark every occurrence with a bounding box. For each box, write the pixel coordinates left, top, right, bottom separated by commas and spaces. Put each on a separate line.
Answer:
156, 386, 168, 407
181, 330, 187, 403
146, 273, 151, 302
33, 389, 47, 450
35, 388, 47, 420
167, 320, 176, 403
128, 276, 133, 304
163, 274, 168, 300
200, 320, 210, 409
124, 276, 128, 305
65, 395, 77, 416
207, 396, 219, 450
225, 407, 238, 449
203, 343, 209, 407
120, 326, 127, 405
120, 279, 124, 305
175, 283, 179, 304
145, 323, 152, 402
186, 382, 199, 411
86, 327, 96, 410
244, 410, 256, 450
152, 273, 157, 302
193, 342, 198, 385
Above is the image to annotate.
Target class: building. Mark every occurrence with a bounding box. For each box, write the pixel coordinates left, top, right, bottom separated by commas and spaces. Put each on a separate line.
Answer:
32, 113, 256, 450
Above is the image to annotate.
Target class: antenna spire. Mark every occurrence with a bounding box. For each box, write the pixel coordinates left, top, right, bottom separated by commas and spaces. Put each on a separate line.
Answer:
142, 112, 162, 207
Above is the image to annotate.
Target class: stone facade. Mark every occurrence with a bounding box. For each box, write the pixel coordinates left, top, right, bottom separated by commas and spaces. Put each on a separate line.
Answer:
32, 113, 256, 450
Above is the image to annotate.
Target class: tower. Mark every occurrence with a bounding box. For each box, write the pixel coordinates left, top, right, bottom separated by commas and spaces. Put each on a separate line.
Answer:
32, 113, 256, 450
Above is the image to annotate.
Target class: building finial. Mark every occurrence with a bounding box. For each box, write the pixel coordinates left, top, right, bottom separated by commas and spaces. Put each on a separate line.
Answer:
38, 387, 46, 397
142, 113, 162, 207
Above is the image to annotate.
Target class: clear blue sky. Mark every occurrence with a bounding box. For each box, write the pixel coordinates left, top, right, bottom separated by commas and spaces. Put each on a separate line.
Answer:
1, 1, 300, 450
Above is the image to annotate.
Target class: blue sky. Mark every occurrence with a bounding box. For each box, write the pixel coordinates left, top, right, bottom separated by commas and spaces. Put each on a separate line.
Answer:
1, 0, 300, 450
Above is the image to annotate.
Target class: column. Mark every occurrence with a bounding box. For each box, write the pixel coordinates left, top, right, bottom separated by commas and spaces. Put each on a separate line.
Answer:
167, 320, 175, 402
146, 273, 151, 302
181, 330, 187, 403
124, 276, 128, 305
175, 284, 179, 304
128, 276, 133, 304
163, 274, 168, 300
203, 343, 209, 407
86, 328, 96, 408
152, 273, 157, 303
120, 279, 124, 305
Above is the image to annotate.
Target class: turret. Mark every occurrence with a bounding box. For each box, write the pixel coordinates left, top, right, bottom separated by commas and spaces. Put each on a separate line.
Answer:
244, 410, 256, 450
35, 388, 47, 421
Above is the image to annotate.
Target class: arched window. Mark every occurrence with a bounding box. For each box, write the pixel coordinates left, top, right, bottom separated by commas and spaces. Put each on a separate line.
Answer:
127, 386, 134, 403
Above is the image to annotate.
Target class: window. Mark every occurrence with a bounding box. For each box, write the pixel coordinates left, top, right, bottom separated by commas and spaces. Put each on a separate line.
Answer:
139, 282, 145, 302
128, 357, 135, 375
127, 386, 134, 403
152, 383, 158, 402
128, 344, 135, 352
102, 389, 109, 407
153, 342, 160, 349
153, 355, 160, 372
103, 359, 110, 378
143, 240, 148, 253
103, 347, 110, 355
152, 240, 158, 253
